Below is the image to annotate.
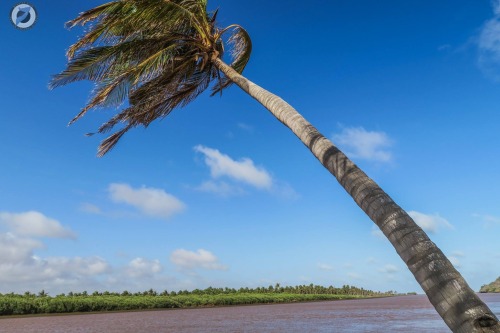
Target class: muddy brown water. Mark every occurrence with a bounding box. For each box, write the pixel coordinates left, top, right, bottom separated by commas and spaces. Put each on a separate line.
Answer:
0, 294, 499, 332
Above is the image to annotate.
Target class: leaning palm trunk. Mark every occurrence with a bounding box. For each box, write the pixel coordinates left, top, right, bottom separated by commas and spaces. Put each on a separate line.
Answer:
214, 58, 500, 333
51, 1, 499, 331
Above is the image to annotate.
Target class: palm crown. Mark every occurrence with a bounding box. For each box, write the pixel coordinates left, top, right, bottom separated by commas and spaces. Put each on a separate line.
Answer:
50, 0, 251, 156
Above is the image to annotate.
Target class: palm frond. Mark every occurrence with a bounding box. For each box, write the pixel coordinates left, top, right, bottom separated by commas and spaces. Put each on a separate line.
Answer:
98, 59, 215, 135
97, 125, 132, 157
52, 0, 252, 156
211, 25, 252, 96
66, 1, 124, 28
64, 39, 199, 125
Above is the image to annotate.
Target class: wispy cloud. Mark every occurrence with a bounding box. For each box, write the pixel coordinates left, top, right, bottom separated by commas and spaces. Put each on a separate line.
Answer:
379, 264, 399, 274
0, 211, 76, 239
79, 203, 103, 215
372, 212, 453, 237
472, 213, 500, 228
438, 44, 452, 52
452, 251, 465, 258
477, 0, 500, 80
237, 122, 254, 133
332, 126, 393, 162
408, 211, 454, 233
317, 263, 334, 271
366, 257, 378, 264
194, 145, 272, 189
448, 256, 461, 268
40, 256, 111, 277
170, 249, 227, 271
494, 0, 500, 15
371, 226, 385, 239
108, 183, 185, 219
195, 180, 246, 197
448, 250, 466, 270
270, 181, 300, 200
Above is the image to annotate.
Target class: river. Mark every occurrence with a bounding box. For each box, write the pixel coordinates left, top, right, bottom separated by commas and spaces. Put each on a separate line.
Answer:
1, 294, 499, 332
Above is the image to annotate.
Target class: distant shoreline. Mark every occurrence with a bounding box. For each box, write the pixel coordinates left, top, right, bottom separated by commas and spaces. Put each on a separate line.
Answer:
0, 293, 400, 318
0, 284, 405, 317
479, 277, 500, 293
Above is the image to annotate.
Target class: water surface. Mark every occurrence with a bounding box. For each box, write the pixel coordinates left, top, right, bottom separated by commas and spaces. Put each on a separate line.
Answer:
1, 294, 499, 332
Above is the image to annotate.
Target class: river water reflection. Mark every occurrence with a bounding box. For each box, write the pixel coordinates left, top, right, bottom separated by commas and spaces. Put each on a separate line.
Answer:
1, 294, 499, 332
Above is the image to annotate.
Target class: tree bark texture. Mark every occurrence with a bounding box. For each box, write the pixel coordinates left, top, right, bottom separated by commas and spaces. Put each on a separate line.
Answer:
214, 58, 500, 333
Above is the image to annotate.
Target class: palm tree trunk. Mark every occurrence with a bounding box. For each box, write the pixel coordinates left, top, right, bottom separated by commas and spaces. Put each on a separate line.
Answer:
214, 58, 500, 333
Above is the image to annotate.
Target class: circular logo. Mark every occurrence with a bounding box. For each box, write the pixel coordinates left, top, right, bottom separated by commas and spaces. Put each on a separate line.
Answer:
10, 3, 37, 30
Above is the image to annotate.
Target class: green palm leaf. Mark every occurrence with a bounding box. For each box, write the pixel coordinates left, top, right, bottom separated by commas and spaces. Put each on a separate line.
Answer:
211, 25, 252, 96
51, 0, 251, 155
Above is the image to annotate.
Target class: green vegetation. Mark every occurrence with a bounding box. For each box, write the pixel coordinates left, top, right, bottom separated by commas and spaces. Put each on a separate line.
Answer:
0, 284, 395, 316
480, 277, 500, 293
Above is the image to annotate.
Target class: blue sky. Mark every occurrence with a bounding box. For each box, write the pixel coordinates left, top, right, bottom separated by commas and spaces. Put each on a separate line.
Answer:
0, 0, 499, 295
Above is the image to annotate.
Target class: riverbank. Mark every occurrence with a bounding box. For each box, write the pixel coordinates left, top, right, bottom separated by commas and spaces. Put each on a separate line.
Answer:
0, 293, 392, 316
0, 284, 403, 316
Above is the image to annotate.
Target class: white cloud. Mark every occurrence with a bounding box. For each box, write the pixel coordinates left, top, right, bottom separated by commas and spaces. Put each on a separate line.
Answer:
317, 263, 334, 271
0, 217, 180, 294
0, 212, 114, 292
0, 211, 76, 239
408, 211, 454, 233
126, 258, 162, 278
452, 251, 465, 258
194, 145, 272, 189
0, 235, 111, 288
0, 232, 43, 264
40, 256, 110, 277
332, 126, 393, 162
108, 183, 185, 219
478, 1, 500, 79
0, 234, 176, 294
170, 249, 227, 271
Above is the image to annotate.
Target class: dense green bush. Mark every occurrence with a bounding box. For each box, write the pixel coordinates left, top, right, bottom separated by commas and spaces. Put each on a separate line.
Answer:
0, 284, 396, 316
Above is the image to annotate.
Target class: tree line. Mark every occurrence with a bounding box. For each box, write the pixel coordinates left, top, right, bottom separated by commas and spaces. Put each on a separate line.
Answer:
1, 283, 396, 298
0, 284, 403, 316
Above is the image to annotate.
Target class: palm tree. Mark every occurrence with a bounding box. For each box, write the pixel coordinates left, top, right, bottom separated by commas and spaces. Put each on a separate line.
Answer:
50, 1, 499, 332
